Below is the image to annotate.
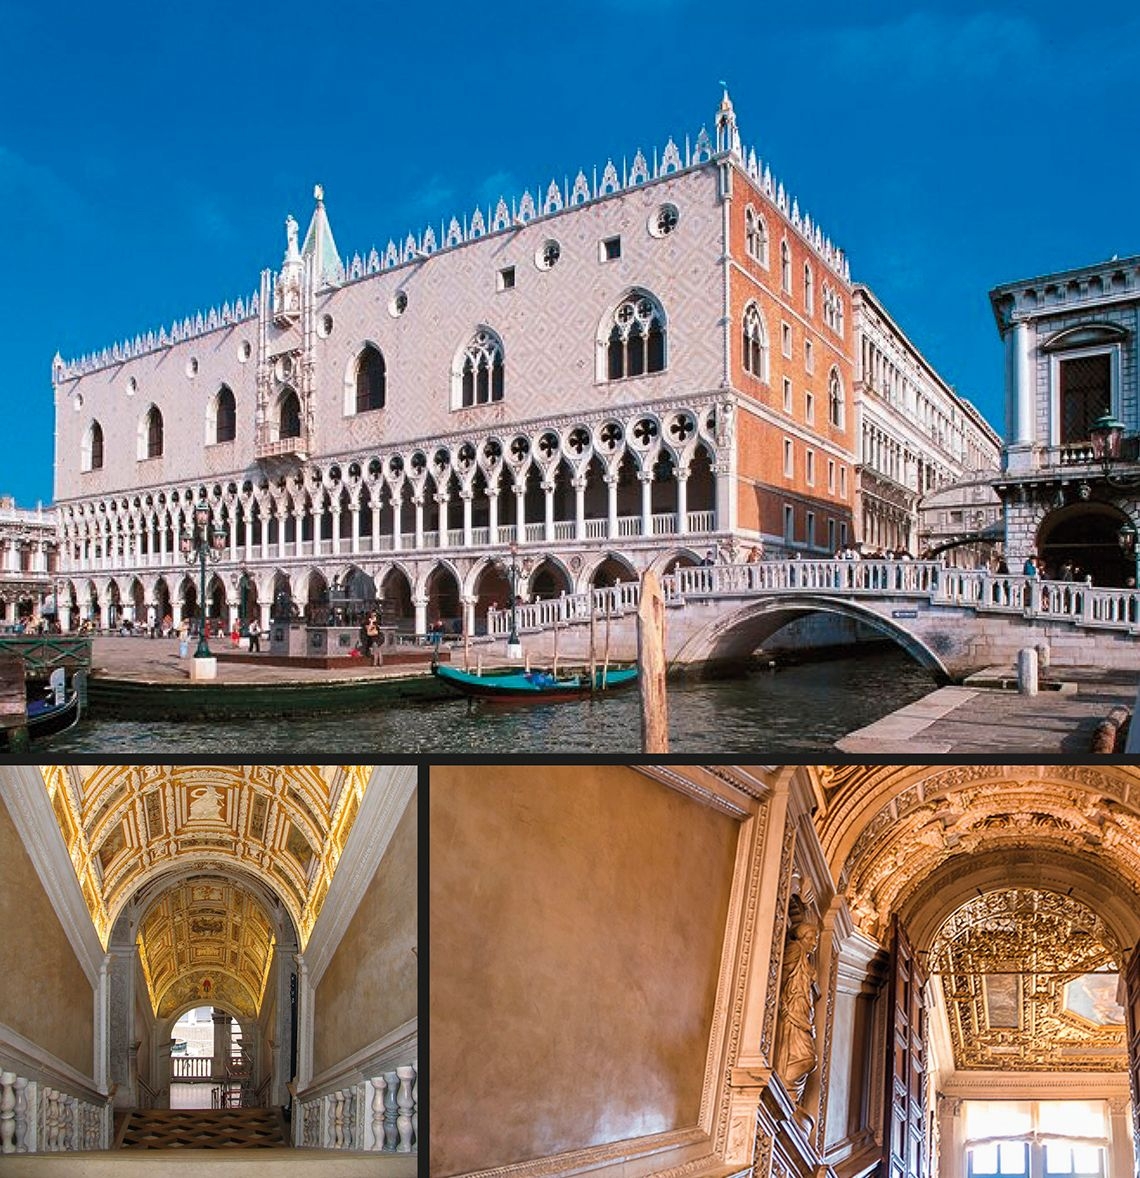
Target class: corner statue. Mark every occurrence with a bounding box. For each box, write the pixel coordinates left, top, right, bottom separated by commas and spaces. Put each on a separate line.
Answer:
773, 911, 821, 1110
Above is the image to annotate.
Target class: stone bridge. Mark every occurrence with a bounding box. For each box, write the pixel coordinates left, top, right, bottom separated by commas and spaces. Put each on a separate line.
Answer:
486, 560, 1140, 679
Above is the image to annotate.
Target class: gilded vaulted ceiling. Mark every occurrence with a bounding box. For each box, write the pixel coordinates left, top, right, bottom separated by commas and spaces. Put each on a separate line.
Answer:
812, 765, 1140, 945
39, 764, 372, 947
930, 888, 1126, 1073
138, 877, 276, 1020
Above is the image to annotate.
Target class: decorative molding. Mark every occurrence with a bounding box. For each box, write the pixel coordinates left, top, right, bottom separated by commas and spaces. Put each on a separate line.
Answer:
303, 764, 416, 986
635, 765, 762, 819
760, 819, 798, 1063
460, 1127, 711, 1178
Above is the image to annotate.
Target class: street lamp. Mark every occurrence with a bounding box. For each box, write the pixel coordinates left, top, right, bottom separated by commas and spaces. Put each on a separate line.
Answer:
1090, 411, 1126, 472
180, 494, 227, 658
1118, 522, 1140, 588
495, 542, 532, 659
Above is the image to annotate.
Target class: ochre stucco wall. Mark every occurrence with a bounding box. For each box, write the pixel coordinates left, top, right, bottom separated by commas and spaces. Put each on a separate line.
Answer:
312, 788, 417, 1077
430, 764, 741, 1176
0, 789, 94, 1077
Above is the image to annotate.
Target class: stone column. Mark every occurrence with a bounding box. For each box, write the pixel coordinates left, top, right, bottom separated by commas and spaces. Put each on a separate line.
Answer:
544, 481, 555, 543
371, 499, 382, 555
1005, 319, 1036, 474
350, 498, 361, 556
1107, 1096, 1132, 1178
676, 470, 689, 535
514, 487, 526, 545
413, 497, 424, 550
936, 1097, 963, 1178
212, 1012, 232, 1079
229, 509, 239, 564
606, 475, 618, 539
463, 595, 476, 637
331, 498, 342, 556
391, 492, 402, 552
488, 485, 499, 546
436, 493, 448, 548
413, 596, 427, 638
639, 471, 653, 537
462, 490, 473, 548
574, 478, 586, 541
107, 945, 136, 1109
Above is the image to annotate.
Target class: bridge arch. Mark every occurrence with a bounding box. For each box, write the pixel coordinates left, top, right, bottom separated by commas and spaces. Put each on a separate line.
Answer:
670, 595, 951, 680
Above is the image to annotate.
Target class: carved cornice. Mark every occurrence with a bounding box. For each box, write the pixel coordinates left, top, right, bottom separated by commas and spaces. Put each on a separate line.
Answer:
760, 820, 798, 1063
636, 765, 764, 819
460, 1127, 711, 1178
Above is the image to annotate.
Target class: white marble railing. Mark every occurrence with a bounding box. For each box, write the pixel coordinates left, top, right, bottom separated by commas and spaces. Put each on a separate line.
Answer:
0, 1065, 110, 1154
487, 559, 1140, 637
296, 1062, 417, 1153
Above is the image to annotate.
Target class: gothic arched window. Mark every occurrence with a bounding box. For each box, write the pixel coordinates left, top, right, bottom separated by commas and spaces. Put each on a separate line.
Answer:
144, 406, 163, 459
781, 240, 791, 293
829, 368, 845, 428
456, 329, 505, 408
606, 291, 666, 381
745, 205, 768, 266
215, 385, 236, 443
804, 263, 814, 315
83, 420, 104, 471
742, 303, 769, 382
280, 388, 302, 439
355, 345, 387, 413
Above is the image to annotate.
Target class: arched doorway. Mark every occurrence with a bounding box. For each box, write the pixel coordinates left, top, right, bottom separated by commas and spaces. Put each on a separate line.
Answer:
590, 555, 638, 588
529, 559, 571, 600
380, 567, 414, 631
472, 563, 510, 635
426, 565, 461, 633
169, 1007, 252, 1110
1037, 502, 1136, 587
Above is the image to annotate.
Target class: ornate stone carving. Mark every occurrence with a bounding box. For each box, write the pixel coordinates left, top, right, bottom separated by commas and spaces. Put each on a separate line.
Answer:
773, 906, 820, 1110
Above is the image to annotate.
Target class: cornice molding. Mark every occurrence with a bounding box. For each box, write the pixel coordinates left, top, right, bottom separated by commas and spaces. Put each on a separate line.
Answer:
460, 1127, 711, 1178
635, 765, 769, 818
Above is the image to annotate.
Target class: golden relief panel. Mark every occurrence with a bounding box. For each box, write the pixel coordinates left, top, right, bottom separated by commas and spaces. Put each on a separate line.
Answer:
929, 888, 1126, 1072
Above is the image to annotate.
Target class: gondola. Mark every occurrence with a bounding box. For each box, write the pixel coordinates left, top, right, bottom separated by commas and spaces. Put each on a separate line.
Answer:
25, 688, 82, 739
432, 662, 639, 702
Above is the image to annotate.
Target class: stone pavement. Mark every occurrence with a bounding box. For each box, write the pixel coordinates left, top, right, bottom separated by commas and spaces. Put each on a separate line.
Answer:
837, 667, 1138, 754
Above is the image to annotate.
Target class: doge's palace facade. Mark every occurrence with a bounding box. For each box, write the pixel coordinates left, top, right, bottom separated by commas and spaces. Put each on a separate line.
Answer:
52, 95, 866, 635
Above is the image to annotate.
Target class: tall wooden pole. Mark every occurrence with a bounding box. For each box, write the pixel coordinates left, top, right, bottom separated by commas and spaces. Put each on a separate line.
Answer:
637, 569, 669, 753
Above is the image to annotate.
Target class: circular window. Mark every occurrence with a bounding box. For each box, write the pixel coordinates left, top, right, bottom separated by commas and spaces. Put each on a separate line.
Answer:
389, 290, 408, 317
649, 204, 679, 238
318, 314, 334, 338
535, 239, 561, 271
238, 340, 252, 362
186, 356, 199, 377
125, 376, 138, 396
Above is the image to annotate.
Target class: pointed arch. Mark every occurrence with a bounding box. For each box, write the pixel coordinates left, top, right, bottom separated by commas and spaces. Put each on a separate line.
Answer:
348, 343, 387, 414
139, 405, 164, 460
600, 289, 667, 381
206, 385, 237, 445
82, 420, 105, 472
744, 204, 768, 267
452, 327, 505, 409
742, 302, 769, 382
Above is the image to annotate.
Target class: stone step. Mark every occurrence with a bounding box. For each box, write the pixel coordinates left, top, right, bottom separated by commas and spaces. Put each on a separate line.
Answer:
119, 1107, 286, 1150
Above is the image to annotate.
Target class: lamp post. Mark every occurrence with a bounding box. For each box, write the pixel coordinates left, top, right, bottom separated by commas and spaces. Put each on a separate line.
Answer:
180, 494, 227, 658
496, 542, 531, 660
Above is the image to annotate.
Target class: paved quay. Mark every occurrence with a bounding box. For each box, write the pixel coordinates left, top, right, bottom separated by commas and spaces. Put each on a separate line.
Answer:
836, 667, 1137, 754
87, 635, 446, 685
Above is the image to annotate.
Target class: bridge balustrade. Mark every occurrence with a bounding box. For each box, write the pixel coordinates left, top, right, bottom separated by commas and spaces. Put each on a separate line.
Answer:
485, 560, 1140, 639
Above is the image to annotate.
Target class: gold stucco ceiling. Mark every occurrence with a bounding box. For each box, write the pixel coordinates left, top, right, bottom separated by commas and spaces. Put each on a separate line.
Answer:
138, 876, 276, 1020
39, 764, 371, 948
929, 888, 1126, 1072
814, 765, 1140, 944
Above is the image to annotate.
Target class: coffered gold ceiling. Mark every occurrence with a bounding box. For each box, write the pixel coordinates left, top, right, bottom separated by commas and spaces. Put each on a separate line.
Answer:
812, 765, 1140, 945
39, 764, 372, 947
930, 888, 1126, 1072
137, 877, 276, 1020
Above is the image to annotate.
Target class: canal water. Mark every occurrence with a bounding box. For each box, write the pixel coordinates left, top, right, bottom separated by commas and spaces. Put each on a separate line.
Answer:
47, 646, 938, 756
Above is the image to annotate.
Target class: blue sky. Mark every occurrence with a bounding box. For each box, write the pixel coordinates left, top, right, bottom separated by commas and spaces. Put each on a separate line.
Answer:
3, 0, 1138, 506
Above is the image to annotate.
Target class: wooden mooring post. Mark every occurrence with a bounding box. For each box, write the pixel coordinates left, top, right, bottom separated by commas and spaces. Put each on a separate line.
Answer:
637, 569, 669, 753
0, 655, 29, 752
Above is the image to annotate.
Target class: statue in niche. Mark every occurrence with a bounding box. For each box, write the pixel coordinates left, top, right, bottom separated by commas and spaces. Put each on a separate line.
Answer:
188, 785, 225, 823
773, 907, 821, 1111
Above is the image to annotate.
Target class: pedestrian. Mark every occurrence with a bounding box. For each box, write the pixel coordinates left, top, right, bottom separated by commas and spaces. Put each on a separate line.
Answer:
248, 616, 261, 653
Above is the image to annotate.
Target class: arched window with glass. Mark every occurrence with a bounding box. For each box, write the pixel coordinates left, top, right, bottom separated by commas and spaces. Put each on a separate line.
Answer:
745, 205, 768, 266
279, 388, 302, 439
742, 303, 769, 382
605, 290, 667, 381
455, 328, 505, 408
354, 345, 387, 413
781, 240, 791, 293
142, 406, 164, 459
214, 385, 236, 443
83, 420, 104, 471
